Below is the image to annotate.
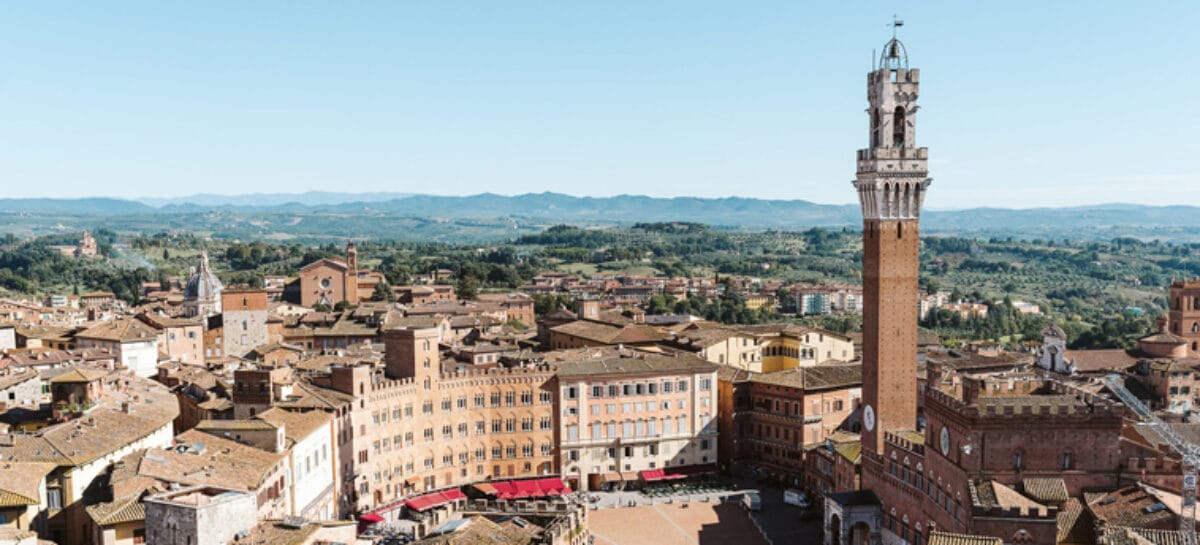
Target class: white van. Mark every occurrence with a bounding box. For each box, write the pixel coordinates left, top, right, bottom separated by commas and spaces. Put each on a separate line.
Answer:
741, 492, 762, 512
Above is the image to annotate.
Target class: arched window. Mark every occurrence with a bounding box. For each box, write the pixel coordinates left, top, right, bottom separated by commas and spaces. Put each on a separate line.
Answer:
871, 109, 882, 148
1193, 322, 1199, 334
893, 106, 906, 148
1013, 450, 1023, 470
1061, 451, 1073, 470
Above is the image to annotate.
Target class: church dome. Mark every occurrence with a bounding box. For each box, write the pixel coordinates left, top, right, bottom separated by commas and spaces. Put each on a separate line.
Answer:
185, 250, 223, 301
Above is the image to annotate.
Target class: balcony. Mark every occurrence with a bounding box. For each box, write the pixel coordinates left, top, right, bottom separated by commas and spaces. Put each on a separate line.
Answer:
856, 147, 928, 161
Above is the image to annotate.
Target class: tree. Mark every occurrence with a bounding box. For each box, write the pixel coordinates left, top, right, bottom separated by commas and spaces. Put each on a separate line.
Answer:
162, 248, 170, 260
922, 276, 941, 296
457, 276, 479, 300
372, 281, 396, 302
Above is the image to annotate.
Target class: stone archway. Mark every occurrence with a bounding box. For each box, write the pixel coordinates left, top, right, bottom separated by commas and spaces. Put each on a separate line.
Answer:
850, 522, 872, 545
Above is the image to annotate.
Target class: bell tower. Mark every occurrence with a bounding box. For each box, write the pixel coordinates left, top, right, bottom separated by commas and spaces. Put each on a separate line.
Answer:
855, 31, 931, 455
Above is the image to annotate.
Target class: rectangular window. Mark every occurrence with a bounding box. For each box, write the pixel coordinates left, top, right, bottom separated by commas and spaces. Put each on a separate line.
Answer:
566, 387, 578, 400
592, 386, 604, 398
678, 380, 688, 392
699, 378, 712, 391
608, 385, 619, 397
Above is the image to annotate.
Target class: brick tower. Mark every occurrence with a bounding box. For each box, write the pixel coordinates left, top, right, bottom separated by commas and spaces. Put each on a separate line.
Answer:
855, 34, 931, 455
1169, 278, 1200, 355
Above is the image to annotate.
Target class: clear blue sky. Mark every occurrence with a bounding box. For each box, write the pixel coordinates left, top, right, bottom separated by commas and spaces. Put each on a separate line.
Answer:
1, 2, 1196, 209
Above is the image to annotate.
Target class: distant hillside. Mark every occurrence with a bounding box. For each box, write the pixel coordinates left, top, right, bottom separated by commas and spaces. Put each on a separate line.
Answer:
139, 191, 415, 208
324, 193, 863, 227
0, 198, 155, 215
2, 193, 1199, 242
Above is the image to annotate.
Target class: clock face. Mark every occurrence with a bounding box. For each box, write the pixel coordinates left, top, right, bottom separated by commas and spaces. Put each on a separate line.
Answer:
863, 404, 876, 432
940, 427, 951, 456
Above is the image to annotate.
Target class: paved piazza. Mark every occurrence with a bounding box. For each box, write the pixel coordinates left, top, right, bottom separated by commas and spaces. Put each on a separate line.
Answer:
589, 502, 770, 545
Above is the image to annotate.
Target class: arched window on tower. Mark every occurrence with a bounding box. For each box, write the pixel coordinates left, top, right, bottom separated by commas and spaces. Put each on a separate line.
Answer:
871, 109, 882, 149
893, 106, 906, 148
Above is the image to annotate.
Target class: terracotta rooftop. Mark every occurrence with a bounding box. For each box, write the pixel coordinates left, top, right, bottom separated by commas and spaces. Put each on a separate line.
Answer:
136, 429, 286, 491
1057, 498, 1093, 545
1101, 527, 1197, 545
926, 531, 1002, 545
1022, 477, 1069, 504
0, 371, 179, 466
257, 407, 332, 444
970, 480, 1048, 516
0, 462, 55, 507
1084, 485, 1174, 528
76, 317, 159, 343
414, 515, 536, 545
237, 519, 356, 545
86, 493, 148, 526
749, 364, 862, 391
551, 348, 717, 378
1071, 349, 1140, 373
549, 320, 666, 345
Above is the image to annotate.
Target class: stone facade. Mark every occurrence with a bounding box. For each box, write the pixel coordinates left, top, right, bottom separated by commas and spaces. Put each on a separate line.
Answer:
143, 487, 258, 545
0, 369, 41, 409
220, 289, 270, 358
554, 350, 719, 491
305, 325, 558, 517
297, 243, 359, 308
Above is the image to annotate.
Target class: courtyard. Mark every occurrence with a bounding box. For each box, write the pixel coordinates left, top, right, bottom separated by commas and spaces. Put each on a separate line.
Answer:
589, 502, 770, 545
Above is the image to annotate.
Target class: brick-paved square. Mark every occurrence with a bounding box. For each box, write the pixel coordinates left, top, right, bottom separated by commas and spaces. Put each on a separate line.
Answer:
589, 502, 770, 545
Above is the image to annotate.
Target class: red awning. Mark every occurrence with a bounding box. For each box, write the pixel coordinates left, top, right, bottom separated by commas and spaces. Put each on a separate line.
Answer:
403, 493, 442, 512
359, 512, 385, 523
535, 477, 568, 495
513, 479, 541, 498
404, 489, 464, 512
491, 481, 518, 499
640, 469, 666, 482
